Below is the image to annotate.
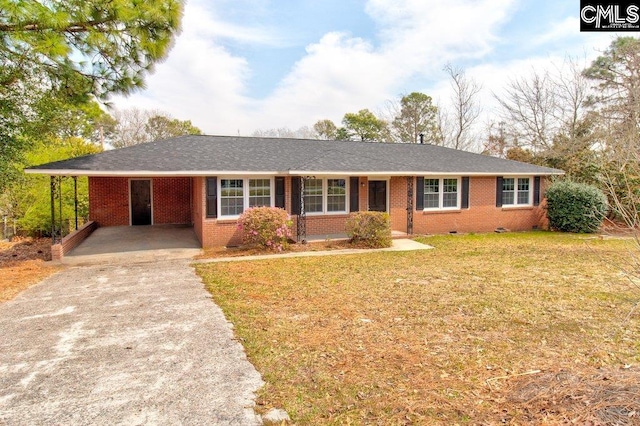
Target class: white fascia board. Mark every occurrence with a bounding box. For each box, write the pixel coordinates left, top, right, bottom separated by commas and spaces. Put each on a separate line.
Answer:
288, 170, 563, 177
23, 169, 283, 177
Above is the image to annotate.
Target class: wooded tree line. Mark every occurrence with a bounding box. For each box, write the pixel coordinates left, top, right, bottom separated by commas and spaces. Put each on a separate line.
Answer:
0, 0, 201, 236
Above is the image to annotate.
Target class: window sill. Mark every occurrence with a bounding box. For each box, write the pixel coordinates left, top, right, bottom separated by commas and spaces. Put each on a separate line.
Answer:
305, 212, 350, 218
501, 205, 534, 211
214, 217, 240, 224
422, 209, 462, 214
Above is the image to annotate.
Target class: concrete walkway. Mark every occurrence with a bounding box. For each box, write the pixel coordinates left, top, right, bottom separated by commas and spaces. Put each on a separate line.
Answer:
194, 238, 433, 264
0, 260, 263, 425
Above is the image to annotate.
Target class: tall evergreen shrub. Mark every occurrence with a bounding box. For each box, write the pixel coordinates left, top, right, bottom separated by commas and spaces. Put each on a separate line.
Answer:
546, 181, 608, 233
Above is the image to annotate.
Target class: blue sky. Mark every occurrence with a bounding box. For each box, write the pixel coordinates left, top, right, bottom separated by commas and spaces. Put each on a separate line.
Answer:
111, 0, 614, 138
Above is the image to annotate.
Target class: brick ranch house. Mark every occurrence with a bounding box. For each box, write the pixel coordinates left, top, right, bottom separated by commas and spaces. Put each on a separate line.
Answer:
26, 135, 563, 249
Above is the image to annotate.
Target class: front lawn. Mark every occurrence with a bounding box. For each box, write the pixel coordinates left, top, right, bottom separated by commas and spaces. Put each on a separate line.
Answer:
195, 232, 640, 424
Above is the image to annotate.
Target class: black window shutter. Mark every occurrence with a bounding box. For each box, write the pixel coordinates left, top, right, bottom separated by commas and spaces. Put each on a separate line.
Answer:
416, 177, 424, 210
291, 177, 301, 215
350, 177, 359, 212
461, 177, 470, 209
206, 177, 217, 218
275, 177, 285, 208
496, 176, 503, 207
533, 176, 541, 206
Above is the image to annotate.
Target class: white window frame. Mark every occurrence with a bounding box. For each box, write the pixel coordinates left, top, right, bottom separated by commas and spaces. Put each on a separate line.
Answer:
502, 176, 533, 207
304, 177, 349, 216
218, 177, 275, 219
422, 177, 461, 211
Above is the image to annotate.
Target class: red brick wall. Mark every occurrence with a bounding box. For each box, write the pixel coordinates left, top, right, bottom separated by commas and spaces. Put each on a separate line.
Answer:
189, 175, 550, 248
406, 176, 548, 235
390, 177, 409, 233
192, 177, 204, 245
89, 177, 129, 226
51, 221, 97, 261
89, 177, 192, 227
152, 177, 191, 224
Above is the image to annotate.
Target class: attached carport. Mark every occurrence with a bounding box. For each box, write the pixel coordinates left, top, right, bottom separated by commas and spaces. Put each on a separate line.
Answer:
62, 224, 202, 265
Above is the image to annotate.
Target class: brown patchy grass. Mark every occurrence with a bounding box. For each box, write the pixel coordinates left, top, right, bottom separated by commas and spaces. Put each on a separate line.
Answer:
196, 239, 358, 259
195, 232, 640, 425
0, 238, 60, 302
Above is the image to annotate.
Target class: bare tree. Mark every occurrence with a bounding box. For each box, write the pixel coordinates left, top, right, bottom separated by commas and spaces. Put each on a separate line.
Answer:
442, 64, 482, 150
110, 108, 202, 148
494, 70, 558, 153
111, 108, 158, 148
481, 121, 509, 158
313, 119, 338, 140
554, 57, 591, 141
252, 126, 317, 139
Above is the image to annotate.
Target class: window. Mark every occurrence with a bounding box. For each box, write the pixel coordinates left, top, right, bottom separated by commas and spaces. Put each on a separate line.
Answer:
443, 179, 458, 208
304, 179, 323, 213
249, 179, 271, 207
300, 177, 348, 214
327, 179, 347, 212
517, 178, 530, 204
423, 177, 459, 210
424, 179, 439, 208
218, 177, 274, 218
220, 179, 244, 216
502, 177, 531, 206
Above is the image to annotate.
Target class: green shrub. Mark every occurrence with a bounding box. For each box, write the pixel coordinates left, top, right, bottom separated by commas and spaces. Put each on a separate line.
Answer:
546, 180, 608, 233
345, 211, 392, 248
237, 207, 293, 251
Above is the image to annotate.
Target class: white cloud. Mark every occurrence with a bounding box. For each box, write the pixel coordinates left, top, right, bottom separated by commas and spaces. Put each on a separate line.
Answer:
110, 1, 256, 133
367, 0, 514, 67
246, 0, 517, 129
110, 0, 618, 137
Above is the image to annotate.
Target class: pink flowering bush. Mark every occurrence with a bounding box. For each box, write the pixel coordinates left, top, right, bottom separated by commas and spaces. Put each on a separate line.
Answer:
237, 207, 293, 251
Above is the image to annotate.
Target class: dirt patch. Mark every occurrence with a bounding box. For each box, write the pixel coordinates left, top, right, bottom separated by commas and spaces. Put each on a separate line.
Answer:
0, 238, 60, 302
0, 237, 51, 264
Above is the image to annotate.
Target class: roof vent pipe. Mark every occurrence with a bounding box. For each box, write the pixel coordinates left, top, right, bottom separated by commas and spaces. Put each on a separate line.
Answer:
419, 133, 424, 144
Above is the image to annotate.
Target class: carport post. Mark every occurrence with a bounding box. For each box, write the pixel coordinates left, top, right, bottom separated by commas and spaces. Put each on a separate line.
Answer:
50, 176, 55, 244
58, 176, 63, 241
73, 176, 78, 230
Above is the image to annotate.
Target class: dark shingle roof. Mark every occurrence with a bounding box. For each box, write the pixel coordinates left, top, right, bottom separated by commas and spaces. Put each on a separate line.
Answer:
26, 135, 563, 176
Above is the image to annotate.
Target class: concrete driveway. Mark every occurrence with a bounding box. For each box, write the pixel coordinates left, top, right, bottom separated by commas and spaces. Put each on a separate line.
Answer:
0, 259, 263, 425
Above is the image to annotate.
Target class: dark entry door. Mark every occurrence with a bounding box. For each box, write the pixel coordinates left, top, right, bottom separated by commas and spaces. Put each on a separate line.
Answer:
130, 180, 152, 225
368, 181, 387, 212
